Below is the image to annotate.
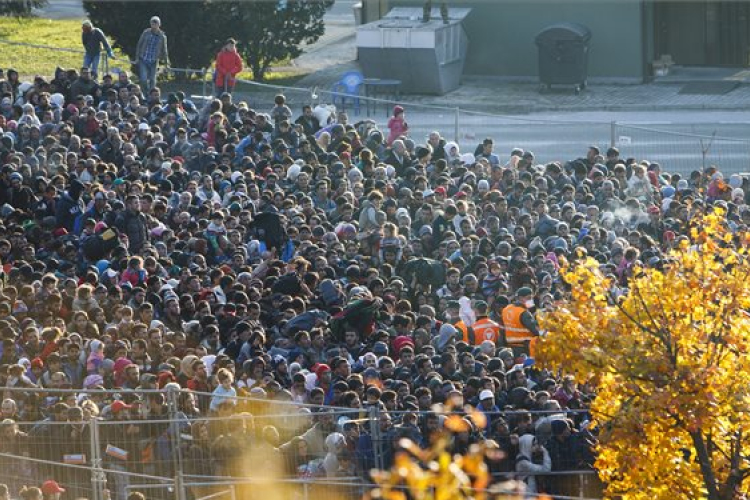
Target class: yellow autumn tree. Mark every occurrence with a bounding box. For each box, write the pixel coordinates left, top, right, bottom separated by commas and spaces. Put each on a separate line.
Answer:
537, 208, 750, 500
367, 403, 549, 500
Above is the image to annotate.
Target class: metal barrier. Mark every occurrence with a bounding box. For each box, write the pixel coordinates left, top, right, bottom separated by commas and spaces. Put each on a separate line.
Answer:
229, 75, 750, 175
4, 36, 750, 175
0, 386, 603, 499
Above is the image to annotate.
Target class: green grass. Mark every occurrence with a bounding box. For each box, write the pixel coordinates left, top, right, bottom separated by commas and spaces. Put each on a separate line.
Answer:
0, 17, 308, 85
0, 17, 128, 78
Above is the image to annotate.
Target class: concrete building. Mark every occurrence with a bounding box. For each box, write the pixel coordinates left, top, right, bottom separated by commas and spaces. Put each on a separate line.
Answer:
361, 0, 750, 83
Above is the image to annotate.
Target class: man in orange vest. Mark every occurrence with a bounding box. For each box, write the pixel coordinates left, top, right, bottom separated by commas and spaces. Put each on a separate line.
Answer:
473, 301, 501, 345
501, 287, 540, 356
447, 300, 475, 345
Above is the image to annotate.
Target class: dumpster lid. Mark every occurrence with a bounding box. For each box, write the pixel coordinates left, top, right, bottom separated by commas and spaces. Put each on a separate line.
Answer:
535, 23, 592, 44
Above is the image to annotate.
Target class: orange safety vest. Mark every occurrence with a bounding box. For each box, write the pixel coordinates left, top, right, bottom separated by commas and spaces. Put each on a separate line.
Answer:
502, 304, 535, 345
473, 317, 501, 344
455, 320, 474, 345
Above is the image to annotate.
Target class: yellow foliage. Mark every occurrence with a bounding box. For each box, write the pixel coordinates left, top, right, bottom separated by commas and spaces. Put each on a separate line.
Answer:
538, 211, 750, 500
367, 404, 537, 500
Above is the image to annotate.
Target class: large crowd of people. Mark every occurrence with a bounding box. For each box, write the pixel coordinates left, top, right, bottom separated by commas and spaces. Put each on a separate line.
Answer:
0, 29, 743, 499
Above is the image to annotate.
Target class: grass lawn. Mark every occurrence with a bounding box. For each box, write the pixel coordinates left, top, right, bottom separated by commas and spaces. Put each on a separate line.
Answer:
0, 17, 115, 78
0, 17, 308, 86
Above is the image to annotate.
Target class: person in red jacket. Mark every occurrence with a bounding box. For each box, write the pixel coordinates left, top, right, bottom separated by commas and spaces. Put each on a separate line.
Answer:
214, 38, 243, 96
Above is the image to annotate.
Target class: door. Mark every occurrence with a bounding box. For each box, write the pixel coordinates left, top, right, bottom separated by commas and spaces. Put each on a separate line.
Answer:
654, 1, 750, 66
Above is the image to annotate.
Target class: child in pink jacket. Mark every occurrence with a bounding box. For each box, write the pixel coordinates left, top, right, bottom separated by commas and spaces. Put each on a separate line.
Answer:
387, 105, 408, 145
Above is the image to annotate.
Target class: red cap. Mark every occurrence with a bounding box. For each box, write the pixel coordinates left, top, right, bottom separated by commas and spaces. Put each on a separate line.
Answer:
647, 205, 660, 214
455, 191, 467, 198
434, 186, 447, 195
31, 357, 44, 369
393, 105, 404, 115
393, 336, 415, 356
41, 481, 65, 494
52, 228, 68, 237
110, 400, 132, 414
313, 363, 331, 378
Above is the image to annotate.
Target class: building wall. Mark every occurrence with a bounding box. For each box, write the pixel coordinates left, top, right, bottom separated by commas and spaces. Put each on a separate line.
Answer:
389, 0, 647, 81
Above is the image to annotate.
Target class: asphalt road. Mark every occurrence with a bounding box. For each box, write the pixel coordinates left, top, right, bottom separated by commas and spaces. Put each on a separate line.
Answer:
35, 1, 750, 175
396, 109, 750, 176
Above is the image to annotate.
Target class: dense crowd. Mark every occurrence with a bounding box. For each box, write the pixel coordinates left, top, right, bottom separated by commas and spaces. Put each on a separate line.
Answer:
0, 48, 744, 499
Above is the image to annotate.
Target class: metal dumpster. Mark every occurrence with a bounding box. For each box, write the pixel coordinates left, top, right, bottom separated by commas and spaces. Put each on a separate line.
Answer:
535, 22, 591, 94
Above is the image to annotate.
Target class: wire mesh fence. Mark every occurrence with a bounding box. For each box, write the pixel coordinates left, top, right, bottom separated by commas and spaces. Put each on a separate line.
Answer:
227, 76, 750, 177
0, 386, 604, 500
3, 36, 750, 177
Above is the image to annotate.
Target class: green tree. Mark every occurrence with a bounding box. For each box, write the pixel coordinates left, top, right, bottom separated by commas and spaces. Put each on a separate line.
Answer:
82, 1, 220, 76
0, 0, 47, 17
218, 0, 334, 81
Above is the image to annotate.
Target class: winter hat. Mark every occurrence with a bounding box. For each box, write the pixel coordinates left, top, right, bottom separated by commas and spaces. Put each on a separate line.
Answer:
372, 341, 389, 356
393, 336, 415, 356
730, 174, 743, 189
435, 323, 459, 351
551, 419, 569, 436
83, 374, 104, 388
313, 363, 331, 378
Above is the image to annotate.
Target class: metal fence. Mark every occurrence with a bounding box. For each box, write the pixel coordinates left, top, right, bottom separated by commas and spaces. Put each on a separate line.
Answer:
0, 386, 604, 500
3, 36, 750, 177
225, 75, 750, 177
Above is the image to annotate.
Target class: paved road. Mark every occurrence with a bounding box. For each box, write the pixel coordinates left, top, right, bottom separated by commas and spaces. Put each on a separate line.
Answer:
396, 109, 750, 175
293, 0, 357, 71
36, 1, 750, 175
34, 0, 85, 19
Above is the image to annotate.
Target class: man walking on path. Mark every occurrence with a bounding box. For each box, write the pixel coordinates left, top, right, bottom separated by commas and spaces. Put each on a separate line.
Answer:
81, 20, 114, 80
135, 16, 170, 92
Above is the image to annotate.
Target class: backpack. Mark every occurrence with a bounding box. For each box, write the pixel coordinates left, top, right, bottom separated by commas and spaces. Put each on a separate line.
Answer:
319, 279, 345, 307
272, 273, 302, 295
81, 228, 119, 261
402, 258, 446, 287
284, 309, 330, 335
330, 298, 383, 342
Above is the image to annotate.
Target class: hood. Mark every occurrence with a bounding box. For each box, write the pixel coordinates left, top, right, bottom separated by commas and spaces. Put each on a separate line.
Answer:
180, 354, 199, 377
518, 433, 536, 458
325, 432, 345, 453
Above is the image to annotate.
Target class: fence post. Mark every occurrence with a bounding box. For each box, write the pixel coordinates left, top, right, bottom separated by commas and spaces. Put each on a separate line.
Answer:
166, 386, 186, 499
454, 107, 460, 144
610, 121, 617, 148
202, 68, 208, 100
175, 470, 188, 500
89, 418, 106, 500
368, 405, 383, 472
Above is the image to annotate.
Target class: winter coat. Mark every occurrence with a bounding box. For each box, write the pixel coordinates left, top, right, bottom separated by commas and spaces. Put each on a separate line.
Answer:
515, 434, 551, 496
136, 28, 170, 64
215, 49, 244, 89
55, 192, 84, 231
115, 209, 149, 252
